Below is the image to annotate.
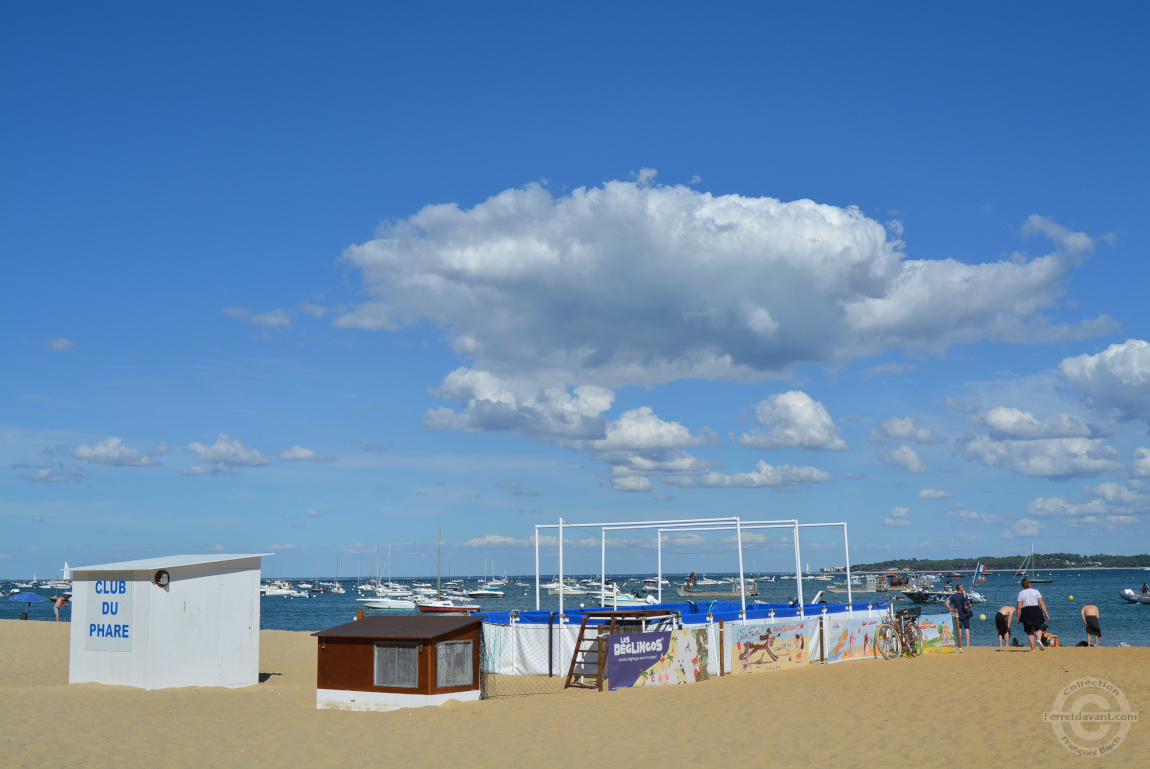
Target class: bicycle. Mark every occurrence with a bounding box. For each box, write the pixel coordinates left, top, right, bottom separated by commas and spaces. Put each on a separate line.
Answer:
874, 605, 924, 659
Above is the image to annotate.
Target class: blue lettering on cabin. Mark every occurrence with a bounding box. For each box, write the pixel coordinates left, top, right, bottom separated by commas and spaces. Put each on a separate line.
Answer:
101, 601, 118, 615
89, 623, 96, 636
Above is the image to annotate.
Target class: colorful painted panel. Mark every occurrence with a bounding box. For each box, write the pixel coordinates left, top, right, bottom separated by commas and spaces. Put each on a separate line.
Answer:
823, 616, 884, 663
730, 620, 813, 673
918, 614, 958, 654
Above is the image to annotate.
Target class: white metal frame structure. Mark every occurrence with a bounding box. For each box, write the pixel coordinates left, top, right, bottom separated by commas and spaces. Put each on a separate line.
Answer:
534, 517, 854, 618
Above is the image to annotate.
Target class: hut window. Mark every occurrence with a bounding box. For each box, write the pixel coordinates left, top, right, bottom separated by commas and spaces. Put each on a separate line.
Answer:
374, 643, 418, 688
436, 640, 473, 688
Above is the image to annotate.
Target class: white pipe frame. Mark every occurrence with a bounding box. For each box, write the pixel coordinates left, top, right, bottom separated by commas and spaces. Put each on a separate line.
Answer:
535, 518, 853, 618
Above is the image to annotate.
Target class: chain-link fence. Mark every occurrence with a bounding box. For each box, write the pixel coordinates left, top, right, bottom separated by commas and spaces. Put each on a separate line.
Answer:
479, 607, 896, 699
480, 618, 579, 698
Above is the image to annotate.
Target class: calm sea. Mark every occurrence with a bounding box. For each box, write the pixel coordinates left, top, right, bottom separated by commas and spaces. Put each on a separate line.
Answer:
5, 569, 1148, 647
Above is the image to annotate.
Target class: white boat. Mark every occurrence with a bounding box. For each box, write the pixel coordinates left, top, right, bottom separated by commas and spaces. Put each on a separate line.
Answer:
1119, 588, 1150, 604
414, 596, 481, 613
469, 587, 505, 597
547, 585, 587, 595
598, 591, 656, 607
694, 576, 721, 586
261, 580, 295, 597
357, 596, 416, 610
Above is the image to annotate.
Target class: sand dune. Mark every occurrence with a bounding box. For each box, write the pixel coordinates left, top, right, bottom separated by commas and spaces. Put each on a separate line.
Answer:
2, 619, 1146, 767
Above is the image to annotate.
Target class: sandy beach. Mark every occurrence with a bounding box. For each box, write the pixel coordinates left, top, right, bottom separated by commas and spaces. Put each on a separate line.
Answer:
2, 619, 1146, 768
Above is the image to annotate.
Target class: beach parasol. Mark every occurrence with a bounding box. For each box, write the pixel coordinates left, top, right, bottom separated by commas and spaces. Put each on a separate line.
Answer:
8, 591, 48, 620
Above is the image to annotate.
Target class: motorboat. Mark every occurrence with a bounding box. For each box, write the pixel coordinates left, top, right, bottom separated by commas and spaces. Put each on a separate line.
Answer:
469, 586, 505, 597
1119, 588, 1150, 604
357, 596, 416, 610
598, 591, 656, 607
261, 581, 295, 597
415, 597, 481, 613
547, 585, 586, 595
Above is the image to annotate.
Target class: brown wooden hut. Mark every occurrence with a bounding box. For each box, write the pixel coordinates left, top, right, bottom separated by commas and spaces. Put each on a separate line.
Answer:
313, 615, 482, 711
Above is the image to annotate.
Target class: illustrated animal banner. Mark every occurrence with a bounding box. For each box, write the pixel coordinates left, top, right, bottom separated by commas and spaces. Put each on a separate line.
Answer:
823, 616, 884, 663
607, 629, 709, 690
918, 614, 958, 654
730, 620, 814, 673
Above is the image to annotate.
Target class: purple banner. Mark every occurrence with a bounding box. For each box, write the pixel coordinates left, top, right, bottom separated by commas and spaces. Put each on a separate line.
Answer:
607, 631, 672, 690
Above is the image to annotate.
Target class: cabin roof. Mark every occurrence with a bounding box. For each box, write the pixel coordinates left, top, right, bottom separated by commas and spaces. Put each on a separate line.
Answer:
71, 554, 272, 572
313, 615, 483, 641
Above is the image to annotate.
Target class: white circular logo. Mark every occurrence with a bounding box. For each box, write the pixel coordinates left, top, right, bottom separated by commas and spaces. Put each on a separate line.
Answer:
1044, 677, 1139, 756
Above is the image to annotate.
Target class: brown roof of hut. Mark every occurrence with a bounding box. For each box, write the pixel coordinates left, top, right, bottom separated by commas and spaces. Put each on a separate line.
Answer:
313, 615, 482, 640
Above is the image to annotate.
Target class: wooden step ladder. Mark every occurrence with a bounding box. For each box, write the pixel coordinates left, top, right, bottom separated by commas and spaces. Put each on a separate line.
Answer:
563, 609, 682, 691
564, 615, 606, 690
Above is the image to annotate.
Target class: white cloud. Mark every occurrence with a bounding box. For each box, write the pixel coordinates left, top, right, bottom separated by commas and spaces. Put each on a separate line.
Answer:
941, 507, 1003, 524
582, 406, 714, 451
336, 178, 1108, 386
1002, 518, 1046, 539
19, 465, 82, 483
871, 417, 942, 444
185, 434, 270, 467
612, 476, 652, 492
179, 463, 237, 477
154, 440, 172, 454
884, 506, 912, 527
1058, 339, 1150, 423
664, 460, 832, 488
966, 406, 1094, 439
737, 391, 847, 450
878, 444, 928, 474
74, 437, 153, 467
278, 445, 335, 462
424, 368, 613, 441
1133, 447, 1150, 478
917, 488, 953, 500
222, 307, 292, 329
307, 509, 320, 517
46, 338, 75, 353
964, 435, 1123, 478
458, 534, 529, 547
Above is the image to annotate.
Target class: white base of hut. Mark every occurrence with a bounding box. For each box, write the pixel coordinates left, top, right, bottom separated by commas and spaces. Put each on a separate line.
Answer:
316, 688, 479, 712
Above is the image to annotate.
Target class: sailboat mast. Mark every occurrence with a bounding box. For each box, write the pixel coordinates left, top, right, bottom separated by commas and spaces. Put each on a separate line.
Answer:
437, 525, 442, 598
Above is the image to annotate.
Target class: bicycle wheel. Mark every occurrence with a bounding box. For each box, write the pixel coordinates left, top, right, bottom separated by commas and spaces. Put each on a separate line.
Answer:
874, 623, 900, 660
904, 622, 925, 657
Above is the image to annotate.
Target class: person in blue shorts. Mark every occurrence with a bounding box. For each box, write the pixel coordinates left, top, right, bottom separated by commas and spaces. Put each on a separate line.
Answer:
947, 583, 973, 651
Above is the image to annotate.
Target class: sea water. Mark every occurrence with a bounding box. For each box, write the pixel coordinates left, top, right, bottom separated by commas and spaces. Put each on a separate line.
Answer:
4, 569, 1148, 647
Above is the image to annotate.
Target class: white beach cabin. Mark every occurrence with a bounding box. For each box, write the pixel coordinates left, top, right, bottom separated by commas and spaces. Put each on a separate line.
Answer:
69, 554, 270, 690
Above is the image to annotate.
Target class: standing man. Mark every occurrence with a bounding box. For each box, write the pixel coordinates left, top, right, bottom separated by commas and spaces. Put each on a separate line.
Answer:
947, 583, 973, 651
994, 604, 1016, 647
1081, 604, 1102, 646
1016, 578, 1050, 651
53, 594, 68, 622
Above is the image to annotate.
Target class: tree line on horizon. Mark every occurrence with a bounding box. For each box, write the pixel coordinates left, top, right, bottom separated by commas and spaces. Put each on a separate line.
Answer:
852, 552, 1150, 571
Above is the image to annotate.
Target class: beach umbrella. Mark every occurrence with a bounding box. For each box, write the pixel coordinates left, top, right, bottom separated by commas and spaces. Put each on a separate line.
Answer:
8, 591, 48, 620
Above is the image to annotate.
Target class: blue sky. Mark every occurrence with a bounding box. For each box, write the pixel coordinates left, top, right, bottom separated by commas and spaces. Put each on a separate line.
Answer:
3, 3, 1149, 578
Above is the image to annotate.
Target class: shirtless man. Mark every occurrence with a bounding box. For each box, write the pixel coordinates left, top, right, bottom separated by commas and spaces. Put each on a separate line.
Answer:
1081, 604, 1102, 647
994, 604, 1015, 647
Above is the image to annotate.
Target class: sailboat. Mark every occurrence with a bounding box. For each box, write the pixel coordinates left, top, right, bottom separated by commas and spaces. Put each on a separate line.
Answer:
357, 543, 415, 609
1013, 545, 1056, 583
415, 525, 479, 613
330, 554, 346, 593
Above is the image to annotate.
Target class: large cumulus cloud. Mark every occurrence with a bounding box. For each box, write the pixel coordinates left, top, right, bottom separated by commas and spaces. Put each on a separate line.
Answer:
337, 179, 1109, 386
